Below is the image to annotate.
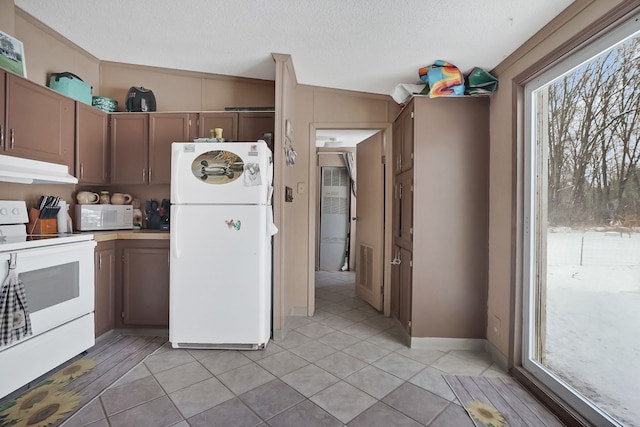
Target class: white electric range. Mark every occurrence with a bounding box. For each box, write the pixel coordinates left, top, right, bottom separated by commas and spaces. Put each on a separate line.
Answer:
0, 200, 96, 399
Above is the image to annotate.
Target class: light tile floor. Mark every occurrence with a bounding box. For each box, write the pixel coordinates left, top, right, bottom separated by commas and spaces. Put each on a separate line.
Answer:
63, 271, 510, 427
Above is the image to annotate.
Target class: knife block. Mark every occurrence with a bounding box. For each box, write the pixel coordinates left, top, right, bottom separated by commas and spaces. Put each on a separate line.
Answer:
28, 208, 57, 234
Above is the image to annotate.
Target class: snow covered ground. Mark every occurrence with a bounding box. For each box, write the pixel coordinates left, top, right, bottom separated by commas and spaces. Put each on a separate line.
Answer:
545, 231, 640, 426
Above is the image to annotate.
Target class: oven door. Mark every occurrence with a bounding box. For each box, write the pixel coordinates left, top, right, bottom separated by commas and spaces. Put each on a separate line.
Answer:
0, 240, 96, 343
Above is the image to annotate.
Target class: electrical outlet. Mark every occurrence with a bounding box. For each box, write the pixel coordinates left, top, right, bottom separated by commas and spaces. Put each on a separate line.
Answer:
297, 182, 305, 194
491, 315, 501, 337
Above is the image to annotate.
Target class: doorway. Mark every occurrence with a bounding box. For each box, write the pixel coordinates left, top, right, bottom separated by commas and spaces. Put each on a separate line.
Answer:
308, 124, 393, 318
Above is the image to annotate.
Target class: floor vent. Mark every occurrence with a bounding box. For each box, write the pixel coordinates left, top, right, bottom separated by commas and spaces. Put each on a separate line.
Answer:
358, 244, 374, 290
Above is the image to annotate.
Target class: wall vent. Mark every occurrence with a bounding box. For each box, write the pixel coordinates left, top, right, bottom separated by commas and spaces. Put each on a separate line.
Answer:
357, 244, 374, 290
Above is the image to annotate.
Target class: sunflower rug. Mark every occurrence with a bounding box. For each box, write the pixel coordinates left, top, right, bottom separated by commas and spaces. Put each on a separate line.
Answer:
444, 375, 565, 427
0, 334, 165, 427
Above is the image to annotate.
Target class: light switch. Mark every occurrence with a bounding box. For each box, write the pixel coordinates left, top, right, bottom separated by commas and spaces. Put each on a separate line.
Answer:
297, 182, 305, 194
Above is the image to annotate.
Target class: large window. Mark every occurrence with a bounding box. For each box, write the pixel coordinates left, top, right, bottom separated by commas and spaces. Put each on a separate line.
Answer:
524, 14, 640, 427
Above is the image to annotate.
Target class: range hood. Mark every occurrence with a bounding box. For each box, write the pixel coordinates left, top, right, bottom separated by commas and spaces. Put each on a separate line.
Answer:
0, 154, 78, 184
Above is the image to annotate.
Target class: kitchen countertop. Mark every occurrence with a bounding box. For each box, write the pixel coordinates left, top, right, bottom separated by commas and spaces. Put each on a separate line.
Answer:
88, 230, 170, 242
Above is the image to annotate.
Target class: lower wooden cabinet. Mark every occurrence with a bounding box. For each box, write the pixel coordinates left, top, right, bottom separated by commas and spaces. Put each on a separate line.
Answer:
94, 241, 116, 337
118, 240, 170, 327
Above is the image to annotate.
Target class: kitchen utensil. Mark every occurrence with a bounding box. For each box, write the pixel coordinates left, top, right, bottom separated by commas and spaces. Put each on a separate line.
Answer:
145, 199, 162, 229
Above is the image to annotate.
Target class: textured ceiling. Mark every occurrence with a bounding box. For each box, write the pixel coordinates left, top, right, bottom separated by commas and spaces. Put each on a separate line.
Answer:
15, 0, 573, 96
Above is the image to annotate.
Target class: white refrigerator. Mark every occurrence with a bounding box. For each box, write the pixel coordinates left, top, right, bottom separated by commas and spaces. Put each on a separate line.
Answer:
169, 141, 276, 350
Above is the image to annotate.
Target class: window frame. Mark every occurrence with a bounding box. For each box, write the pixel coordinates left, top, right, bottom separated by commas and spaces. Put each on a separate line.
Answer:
521, 11, 640, 427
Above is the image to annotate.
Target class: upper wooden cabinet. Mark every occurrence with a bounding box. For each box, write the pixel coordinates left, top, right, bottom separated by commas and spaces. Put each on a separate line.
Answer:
2, 72, 74, 171
76, 102, 109, 184
110, 113, 149, 185
393, 103, 414, 174
238, 112, 274, 147
149, 113, 192, 184
198, 112, 238, 141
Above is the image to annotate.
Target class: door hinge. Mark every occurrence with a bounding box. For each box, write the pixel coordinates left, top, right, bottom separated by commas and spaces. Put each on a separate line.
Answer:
410, 227, 413, 235
409, 260, 413, 267
410, 111, 414, 119
399, 184, 403, 199
121, 312, 125, 319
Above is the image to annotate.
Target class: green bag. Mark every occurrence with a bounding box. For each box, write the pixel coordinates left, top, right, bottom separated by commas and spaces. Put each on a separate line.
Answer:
465, 68, 498, 95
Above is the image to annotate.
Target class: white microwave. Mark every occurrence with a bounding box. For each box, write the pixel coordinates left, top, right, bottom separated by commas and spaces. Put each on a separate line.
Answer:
75, 204, 134, 230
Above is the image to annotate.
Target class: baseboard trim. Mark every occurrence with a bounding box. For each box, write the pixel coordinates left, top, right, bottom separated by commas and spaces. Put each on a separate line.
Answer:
290, 307, 308, 316
273, 306, 308, 341
410, 337, 486, 351
485, 340, 509, 372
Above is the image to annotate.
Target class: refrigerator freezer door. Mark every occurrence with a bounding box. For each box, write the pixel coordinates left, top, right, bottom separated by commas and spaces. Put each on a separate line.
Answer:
170, 204, 270, 349
171, 142, 273, 205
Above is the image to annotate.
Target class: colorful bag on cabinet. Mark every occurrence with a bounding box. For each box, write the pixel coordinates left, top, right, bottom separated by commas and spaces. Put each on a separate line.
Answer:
419, 60, 465, 98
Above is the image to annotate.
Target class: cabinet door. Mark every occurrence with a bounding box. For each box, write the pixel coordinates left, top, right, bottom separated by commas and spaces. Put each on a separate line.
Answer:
238, 112, 274, 149
394, 171, 413, 245
398, 247, 412, 335
0, 70, 5, 151
122, 244, 169, 326
5, 73, 74, 171
390, 246, 401, 320
149, 113, 190, 184
400, 105, 414, 172
76, 102, 109, 184
198, 112, 238, 141
95, 241, 115, 337
111, 114, 149, 184
393, 116, 403, 174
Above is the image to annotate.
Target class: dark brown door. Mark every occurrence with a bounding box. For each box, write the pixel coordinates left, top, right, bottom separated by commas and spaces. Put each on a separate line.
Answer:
198, 112, 238, 141
400, 105, 414, 172
122, 245, 170, 326
95, 241, 115, 337
398, 247, 412, 334
110, 114, 149, 184
238, 112, 274, 149
76, 102, 109, 184
5, 73, 74, 170
149, 113, 190, 184
0, 70, 5, 151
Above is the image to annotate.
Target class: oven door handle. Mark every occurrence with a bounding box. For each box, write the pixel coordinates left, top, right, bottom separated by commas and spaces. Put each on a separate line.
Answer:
9, 252, 17, 269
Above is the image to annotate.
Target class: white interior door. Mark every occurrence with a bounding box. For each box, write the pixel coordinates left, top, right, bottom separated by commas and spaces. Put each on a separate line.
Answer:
355, 133, 384, 310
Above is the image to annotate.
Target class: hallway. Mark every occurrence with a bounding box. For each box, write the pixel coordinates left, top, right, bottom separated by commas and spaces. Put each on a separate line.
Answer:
65, 271, 506, 426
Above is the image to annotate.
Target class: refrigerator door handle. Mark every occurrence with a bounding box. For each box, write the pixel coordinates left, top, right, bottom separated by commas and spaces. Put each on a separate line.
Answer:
171, 205, 180, 259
